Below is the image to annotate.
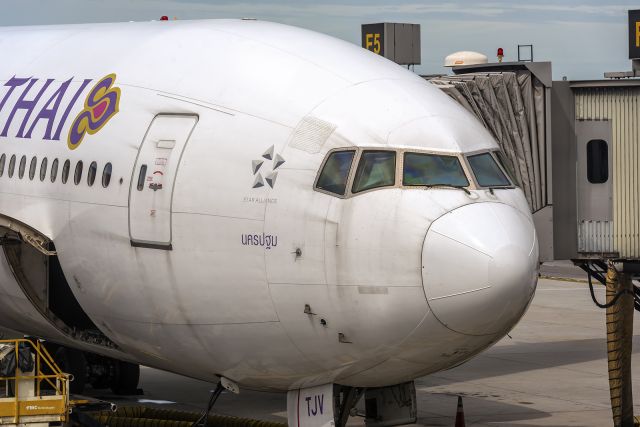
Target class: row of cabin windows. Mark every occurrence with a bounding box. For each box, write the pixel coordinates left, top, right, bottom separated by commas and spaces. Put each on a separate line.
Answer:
316, 149, 512, 197
0, 154, 112, 188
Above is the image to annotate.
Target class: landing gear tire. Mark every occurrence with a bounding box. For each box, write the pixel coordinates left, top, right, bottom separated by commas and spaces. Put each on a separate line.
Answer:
111, 361, 140, 395
55, 348, 87, 394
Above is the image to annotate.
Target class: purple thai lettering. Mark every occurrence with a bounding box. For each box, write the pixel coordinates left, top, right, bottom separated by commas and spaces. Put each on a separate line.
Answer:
24, 78, 72, 140
0, 77, 30, 133
1, 78, 53, 138
52, 79, 91, 141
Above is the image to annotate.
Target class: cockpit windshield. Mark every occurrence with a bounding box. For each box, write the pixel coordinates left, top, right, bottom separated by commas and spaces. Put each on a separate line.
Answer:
316, 150, 355, 195
467, 152, 511, 187
315, 147, 514, 198
352, 151, 396, 193
403, 152, 469, 187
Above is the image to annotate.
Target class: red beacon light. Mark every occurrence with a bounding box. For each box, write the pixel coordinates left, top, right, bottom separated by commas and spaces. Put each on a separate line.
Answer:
497, 47, 504, 63
160, 16, 169, 21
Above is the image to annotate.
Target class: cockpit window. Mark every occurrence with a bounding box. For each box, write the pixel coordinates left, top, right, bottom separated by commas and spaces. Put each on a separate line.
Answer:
316, 150, 355, 196
403, 152, 469, 187
468, 152, 511, 187
352, 151, 396, 193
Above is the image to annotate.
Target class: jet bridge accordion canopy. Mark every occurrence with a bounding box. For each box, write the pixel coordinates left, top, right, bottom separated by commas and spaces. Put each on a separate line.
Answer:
429, 70, 549, 214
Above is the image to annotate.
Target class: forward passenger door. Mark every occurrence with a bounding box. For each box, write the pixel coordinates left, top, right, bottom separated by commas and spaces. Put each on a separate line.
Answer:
128, 114, 198, 249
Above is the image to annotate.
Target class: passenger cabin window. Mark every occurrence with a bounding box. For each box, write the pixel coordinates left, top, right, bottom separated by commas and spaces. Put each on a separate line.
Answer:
0, 154, 5, 177
316, 151, 355, 196
50, 159, 59, 183
352, 151, 396, 193
74, 161, 83, 185
8, 155, 16, 178
87, 161, 97, 186
18, 155, 26, 179
40, 158, 48, 181
102, 163, 112, 188
468, 153, 511, 187
29, 156, 37, 180
61, 160, 70, 184
403, 153, 469, 187
587, 139, 608, 183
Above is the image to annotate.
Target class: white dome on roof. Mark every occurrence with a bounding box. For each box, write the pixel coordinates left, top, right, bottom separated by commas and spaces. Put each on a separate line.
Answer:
444, 51, 488, 67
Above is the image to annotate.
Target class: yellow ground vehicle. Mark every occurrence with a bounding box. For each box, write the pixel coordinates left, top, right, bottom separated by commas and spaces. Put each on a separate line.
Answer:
0, 339, 69, 427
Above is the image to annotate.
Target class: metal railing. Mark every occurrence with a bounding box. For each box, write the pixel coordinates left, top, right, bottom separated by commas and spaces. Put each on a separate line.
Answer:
0, 338, 69, 424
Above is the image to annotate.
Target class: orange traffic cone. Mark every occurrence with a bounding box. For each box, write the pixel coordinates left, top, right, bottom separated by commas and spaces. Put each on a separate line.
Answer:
454, 396, 466, 427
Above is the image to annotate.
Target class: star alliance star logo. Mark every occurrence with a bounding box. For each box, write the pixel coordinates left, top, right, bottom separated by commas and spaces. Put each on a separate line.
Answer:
251, 145, 285, 189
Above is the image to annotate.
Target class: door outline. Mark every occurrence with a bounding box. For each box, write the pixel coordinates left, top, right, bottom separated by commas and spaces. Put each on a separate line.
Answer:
128, 113, 199, 250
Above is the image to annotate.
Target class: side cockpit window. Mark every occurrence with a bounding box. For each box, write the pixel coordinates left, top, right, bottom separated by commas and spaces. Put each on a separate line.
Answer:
403, 152, 468, 187
316, 150, 355, 196
468, 152, 511, 187
352, 150, 396, 193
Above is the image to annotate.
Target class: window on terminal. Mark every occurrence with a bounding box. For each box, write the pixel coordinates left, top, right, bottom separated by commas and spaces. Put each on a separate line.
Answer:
586, 139, 608, 184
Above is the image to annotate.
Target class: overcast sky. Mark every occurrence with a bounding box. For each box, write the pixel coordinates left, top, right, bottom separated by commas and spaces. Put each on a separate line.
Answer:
0, 0, 636, 80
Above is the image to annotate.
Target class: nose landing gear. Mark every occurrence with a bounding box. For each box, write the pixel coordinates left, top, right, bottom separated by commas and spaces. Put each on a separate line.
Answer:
287, 382, 416, 427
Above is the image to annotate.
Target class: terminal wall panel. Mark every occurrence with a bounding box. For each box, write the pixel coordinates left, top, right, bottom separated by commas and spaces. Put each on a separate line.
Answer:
575, 88, 640, 258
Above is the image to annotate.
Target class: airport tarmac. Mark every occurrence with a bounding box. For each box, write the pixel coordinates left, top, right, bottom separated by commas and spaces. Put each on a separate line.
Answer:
88, 271, 640, 427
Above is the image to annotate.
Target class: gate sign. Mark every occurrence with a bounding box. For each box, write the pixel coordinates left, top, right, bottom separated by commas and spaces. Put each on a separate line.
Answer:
362, 23, 384, 56
629, 10, 640, 59
361, 23, 420, 65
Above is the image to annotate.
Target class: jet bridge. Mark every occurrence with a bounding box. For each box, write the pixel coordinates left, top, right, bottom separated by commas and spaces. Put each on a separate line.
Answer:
428, 61, 553, 260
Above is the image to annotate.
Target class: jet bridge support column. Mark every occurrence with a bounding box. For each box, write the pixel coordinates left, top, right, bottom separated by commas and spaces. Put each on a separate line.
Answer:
605, 264, 635, 427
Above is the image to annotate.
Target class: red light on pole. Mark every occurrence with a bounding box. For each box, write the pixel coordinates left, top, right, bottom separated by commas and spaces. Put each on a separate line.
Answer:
497, 47, 504, 63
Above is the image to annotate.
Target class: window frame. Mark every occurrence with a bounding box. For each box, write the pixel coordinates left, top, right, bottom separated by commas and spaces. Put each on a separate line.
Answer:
462, 148, 515, 189
402, 151, 470, 188
313, 149, 357, 198
351, 149, 398, 194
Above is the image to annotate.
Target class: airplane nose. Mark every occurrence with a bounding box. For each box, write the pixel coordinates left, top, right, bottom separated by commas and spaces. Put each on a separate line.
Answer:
422, 202, 538, 336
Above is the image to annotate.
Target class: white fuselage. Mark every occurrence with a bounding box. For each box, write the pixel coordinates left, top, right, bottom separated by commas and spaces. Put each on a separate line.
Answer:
0, 19, 538, 391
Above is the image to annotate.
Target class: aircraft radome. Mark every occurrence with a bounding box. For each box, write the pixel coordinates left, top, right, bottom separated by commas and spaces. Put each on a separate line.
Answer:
0, 18, 538, 426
